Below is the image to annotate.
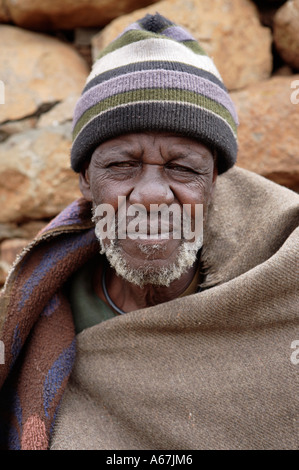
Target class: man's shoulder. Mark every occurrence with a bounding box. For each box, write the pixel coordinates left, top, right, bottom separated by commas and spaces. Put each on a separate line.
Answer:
201, 166, 299, 287
217, 166, 299, 207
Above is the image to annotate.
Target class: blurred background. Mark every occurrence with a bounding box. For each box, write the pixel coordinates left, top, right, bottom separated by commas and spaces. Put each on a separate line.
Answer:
0, 0, 298, 286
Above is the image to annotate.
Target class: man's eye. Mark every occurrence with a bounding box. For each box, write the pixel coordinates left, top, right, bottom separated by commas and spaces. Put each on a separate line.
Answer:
108, 162, 137, 168
168, 165, 194, 173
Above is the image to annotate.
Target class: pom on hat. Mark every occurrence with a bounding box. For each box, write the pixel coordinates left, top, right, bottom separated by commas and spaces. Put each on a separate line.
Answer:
71, 13, 238, 174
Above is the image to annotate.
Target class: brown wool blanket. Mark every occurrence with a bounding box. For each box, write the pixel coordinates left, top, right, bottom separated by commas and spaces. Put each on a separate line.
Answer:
0, 167, 298, 450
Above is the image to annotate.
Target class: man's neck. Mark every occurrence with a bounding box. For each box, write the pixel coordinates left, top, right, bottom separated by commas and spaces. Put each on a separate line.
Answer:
93, 261, 199, 313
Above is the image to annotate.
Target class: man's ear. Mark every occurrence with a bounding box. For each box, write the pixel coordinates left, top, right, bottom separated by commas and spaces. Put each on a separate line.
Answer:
79, 165, 92, 201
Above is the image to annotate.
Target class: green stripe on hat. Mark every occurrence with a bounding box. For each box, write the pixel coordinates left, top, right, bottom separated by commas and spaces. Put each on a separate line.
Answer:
73, 88, 237, 140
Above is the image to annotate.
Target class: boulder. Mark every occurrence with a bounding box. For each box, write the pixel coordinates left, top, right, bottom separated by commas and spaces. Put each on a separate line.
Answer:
37, 94, 80, 128
252, 0, 287, 3
0, 223, 24, 242
0, 221, 48, 242
0, 238, 31, 266
92, 0, 273, 91
0, 118, 37, 144
0, 261, 10, 286
0, 238, 32, 286
0, 123, 82, 223
273, 0, 299, 70
0, 25, 89, 124
231, 75, 299, 191
0, 1, 9, 23
1, 0, 161, 30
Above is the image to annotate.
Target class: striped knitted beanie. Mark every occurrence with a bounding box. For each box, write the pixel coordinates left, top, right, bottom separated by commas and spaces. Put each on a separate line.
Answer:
71, 13, 239, 175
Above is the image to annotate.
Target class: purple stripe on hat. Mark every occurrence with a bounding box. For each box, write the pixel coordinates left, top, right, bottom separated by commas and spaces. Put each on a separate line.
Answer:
162, 25, 196, 42
73, 69, 238, 127
114, 22, 143, 41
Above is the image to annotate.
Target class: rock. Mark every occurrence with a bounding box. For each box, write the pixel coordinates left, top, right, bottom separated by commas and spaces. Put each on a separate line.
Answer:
17, 221, 49, 239
74, 27, 99, 69
0, 25, 89, 124
37, 94, 80, 128
273, 0, 299, 70
0, 221, 48, 242
0, 117, 37, 144
0, 261, 10, 286
0, 238, 32, 286
1, 0, 161, 30
0, 223, 23, 242
92, 0, 272, 91
0, 123, 82, 223
0, 238, 31, 266
273, 65, 293, 76
230, 75, 299, 191
0, 1, 9, 23
252, 0, 287, 6
255, 3, 281, 28
252, 0, 287, 3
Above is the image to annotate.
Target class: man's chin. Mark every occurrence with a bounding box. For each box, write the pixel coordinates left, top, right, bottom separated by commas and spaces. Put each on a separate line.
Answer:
121, 236, 182, 262
98, 237, 202, 288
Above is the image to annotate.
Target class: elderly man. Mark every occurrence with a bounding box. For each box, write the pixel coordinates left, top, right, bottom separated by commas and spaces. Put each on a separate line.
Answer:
0, 13, 298, 450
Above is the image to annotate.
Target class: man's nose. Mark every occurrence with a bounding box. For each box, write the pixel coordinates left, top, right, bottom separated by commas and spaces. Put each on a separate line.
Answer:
128, 165, 174, 210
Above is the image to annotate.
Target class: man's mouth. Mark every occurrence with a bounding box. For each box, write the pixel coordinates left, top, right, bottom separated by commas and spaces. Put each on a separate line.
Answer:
125, 228, 176, 242
121, 218, 182, 241
92, 199, 202, 248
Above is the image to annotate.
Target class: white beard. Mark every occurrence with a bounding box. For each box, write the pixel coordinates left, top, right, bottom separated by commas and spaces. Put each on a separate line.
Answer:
92, 203, 203, 288
97, 237, 202, 289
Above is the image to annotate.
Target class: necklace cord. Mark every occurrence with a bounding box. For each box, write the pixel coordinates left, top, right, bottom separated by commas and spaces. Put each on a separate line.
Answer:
102, 262, 126, 315
101, 260, 202, 315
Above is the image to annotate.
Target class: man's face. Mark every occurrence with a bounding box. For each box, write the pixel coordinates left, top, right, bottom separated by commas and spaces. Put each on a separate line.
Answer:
80, 132, 217, 287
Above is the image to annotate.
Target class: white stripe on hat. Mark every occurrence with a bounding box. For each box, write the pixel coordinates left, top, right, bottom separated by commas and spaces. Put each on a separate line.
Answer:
87, 37, 222, 84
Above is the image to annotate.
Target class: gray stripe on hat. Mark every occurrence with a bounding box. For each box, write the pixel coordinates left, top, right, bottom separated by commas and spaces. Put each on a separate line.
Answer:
71, 101, 237, 174
74, 69, 238, 126
83, 61, 227, 94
